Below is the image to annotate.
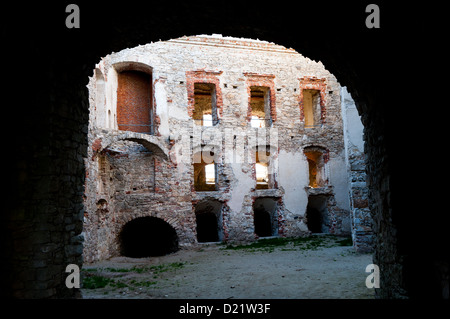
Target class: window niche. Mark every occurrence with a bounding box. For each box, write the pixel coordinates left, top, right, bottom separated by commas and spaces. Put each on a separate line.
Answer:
245, 73, 276, 125
117, 69, 154, 134
193, 83, 218, 126
193, 148, 218, 191
304, 146, 328, 188
255, 146, 276, 189
302, 89, 321, 128
299, 76, 326, 128
250, 86, 271, 128
186, 70, 223, 126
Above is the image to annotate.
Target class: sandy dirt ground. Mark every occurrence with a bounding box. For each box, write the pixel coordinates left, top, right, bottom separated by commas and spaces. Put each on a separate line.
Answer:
81, 236, 375, 299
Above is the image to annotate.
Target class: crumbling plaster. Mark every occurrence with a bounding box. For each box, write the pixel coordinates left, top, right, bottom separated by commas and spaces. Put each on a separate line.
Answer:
83, 35, 366, 262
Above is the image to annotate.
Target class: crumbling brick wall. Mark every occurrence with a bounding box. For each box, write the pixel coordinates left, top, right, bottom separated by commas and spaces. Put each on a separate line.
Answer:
83, 35, 362, 262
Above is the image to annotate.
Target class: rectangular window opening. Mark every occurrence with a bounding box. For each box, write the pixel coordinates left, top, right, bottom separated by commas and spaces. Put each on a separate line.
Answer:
193, 83, 218, 126
205, 163, 215, 184
305, 150, 326, 188
255, 163, 269, 189
303, 89, 321, 128
250, 86, 271, 128
194, 151, 217, 191
255, 148, 275, 189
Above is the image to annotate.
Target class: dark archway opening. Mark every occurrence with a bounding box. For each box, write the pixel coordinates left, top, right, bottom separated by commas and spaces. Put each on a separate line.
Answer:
306, 195, 329, 234
305, 207, 322, 233
253, 197, 278, 237
196, 213, 219, 242
195, 200, 223, 243
254, 208, 272, 237
119, 217, 178, 257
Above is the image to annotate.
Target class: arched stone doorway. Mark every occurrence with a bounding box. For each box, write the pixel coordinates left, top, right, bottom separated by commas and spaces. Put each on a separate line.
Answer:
253, 197, 278, 237
119, 216, 178, 257
195, 200, 223, 243
305, 195, 329, 234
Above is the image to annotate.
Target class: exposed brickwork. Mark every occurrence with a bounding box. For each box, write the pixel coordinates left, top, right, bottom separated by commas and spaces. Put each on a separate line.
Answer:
298, 76, 327, 124
91, 138, 102, 160
117, 71, 153, 133
83, 35, 356, 262
186, 70, 224, 119
244, 73, 277, 123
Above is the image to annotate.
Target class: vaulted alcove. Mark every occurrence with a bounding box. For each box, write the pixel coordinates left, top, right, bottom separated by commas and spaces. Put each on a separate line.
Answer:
119, 217, 178, 257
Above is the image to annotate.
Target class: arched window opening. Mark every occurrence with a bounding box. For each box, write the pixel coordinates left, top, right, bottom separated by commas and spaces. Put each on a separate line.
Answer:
119, 216, 178, 257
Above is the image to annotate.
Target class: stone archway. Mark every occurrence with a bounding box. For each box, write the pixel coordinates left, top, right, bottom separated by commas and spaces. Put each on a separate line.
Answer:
194, 200, 223, 243
119, 216, 179, 257
253, 197, 279, 237
92, 130, 169, 160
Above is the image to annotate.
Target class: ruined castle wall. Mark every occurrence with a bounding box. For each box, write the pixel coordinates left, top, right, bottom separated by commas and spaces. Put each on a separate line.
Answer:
83, 35, 354, 262
341, 87, 373, 252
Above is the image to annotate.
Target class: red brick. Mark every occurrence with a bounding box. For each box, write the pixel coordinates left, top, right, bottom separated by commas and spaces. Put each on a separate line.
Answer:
117, 71, 153, 133
298, 76, 327, 123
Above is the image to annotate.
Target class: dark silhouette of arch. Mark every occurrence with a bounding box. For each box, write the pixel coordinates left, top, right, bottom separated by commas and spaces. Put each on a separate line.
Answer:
195, 200, 223, 242
119, 217, 178, 257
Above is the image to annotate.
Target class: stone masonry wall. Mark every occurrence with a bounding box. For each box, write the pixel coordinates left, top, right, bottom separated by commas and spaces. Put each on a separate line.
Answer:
341, 87, 373, 253
83, 35, 359, 263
